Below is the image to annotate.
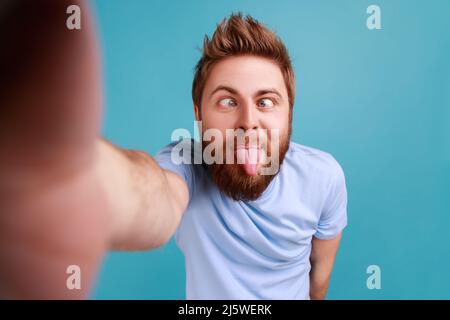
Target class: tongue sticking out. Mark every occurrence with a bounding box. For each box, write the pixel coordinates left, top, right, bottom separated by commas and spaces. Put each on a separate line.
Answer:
237, 147, 259, 176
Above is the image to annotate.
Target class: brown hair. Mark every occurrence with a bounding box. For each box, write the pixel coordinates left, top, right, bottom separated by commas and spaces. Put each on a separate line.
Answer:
192, 13, 296, 110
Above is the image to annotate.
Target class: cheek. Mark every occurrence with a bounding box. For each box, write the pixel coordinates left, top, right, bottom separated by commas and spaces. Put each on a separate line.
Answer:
201, 109, 237, 132
261, 111, 290, 133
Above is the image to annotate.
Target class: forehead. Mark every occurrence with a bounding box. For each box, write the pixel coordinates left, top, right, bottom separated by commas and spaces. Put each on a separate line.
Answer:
204, 55, 288, 97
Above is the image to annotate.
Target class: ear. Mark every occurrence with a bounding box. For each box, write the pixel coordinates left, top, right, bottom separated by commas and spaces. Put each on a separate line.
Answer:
194, 104, 201, 121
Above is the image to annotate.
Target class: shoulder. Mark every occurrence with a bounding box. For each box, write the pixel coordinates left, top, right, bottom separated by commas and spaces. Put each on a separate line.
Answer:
154, 139, 200, 193
155, 139, 200, 164
285, 141, 345, 181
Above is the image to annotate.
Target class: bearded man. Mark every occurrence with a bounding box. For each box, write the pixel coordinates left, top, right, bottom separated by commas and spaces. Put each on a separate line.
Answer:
0, 1, 347, 300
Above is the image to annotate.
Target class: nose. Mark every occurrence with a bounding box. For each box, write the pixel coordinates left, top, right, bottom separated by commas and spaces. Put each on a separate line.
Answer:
237, 102, 259, 131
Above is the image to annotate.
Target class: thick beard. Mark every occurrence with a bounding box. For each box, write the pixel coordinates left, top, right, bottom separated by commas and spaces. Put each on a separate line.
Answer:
203, 127, 291, 202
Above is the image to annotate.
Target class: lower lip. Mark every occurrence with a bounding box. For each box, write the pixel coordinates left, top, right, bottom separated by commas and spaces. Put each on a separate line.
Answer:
236, 146, 260, 150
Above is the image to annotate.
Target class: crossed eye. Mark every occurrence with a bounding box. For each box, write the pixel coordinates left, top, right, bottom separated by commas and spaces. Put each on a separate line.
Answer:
218, 98, 274, 108
218, 98, 237, 107
258, 98, 274, 108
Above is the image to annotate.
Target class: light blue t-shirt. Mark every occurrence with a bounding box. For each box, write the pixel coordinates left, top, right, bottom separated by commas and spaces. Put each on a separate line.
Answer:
155, 139, 347, 300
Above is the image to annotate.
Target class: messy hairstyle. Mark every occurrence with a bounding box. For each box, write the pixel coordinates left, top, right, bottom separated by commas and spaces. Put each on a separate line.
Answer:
192, 13, 296, 110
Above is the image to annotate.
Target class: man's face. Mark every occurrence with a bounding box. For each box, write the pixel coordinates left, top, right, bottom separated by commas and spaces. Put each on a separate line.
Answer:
195, 55, 292, 201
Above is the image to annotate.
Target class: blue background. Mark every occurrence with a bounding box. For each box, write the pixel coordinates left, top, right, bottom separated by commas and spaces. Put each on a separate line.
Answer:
90, 0, 450, 299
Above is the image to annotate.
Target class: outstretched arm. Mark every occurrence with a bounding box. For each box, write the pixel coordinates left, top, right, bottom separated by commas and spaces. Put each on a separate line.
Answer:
0, 0, 188, 299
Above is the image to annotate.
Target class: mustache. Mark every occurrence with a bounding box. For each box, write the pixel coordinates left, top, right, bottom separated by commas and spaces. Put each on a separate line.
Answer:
203, 133, 290, 201
228, 128, 271, 147
204, 138, 276, 165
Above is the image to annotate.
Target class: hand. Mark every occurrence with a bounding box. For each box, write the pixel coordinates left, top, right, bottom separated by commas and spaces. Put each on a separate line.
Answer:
0, 0, 109, 299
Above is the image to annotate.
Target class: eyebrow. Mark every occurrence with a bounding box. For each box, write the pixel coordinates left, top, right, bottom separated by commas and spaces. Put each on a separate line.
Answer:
209, 85, 283, 100
255, 89, 282, 99
209, 85, 238, 99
